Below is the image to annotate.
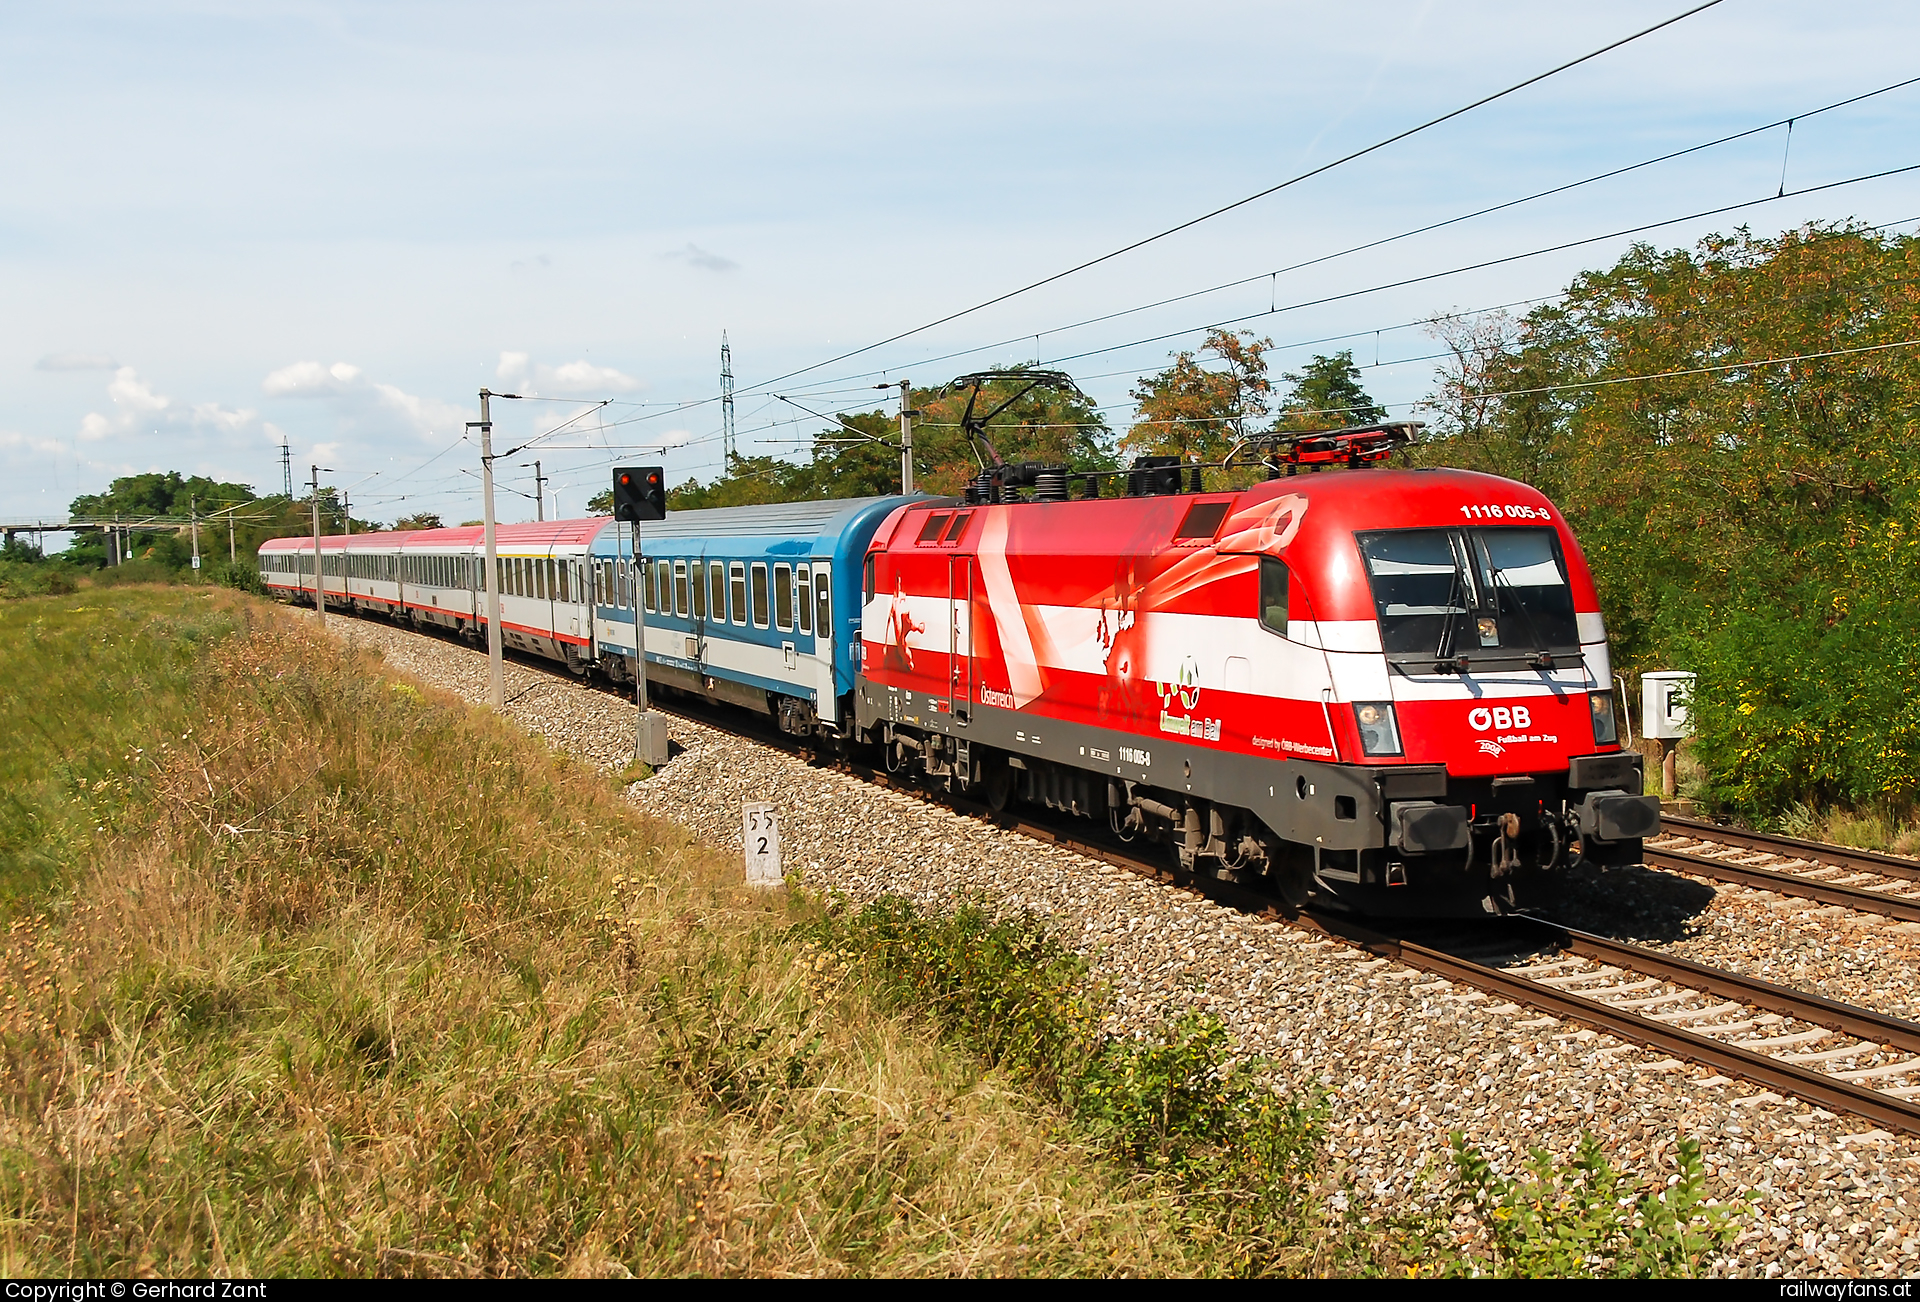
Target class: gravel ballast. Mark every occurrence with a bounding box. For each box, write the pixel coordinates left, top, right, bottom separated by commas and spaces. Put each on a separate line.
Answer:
336, 616, 1920, 1277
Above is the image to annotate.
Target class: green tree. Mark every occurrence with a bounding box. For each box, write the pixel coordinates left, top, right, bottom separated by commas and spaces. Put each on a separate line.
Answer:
69, 471, 256, 521
1124, 329, 1274, 463
1272, 350, 1383, 433
392, 512, 445, 531
666, 369, 1115, 506
1415, 220, 1920, 815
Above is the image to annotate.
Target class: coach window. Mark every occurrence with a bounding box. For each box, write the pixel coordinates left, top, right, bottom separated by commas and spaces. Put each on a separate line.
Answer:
796, 565, 812, 635
1259, 556, 1291, 636
654, 560, 670, 614
773, 563, 794, 631
917, 512, 950, 544
690, 562, 706, 620
814, 564, 831, 636
673, 561, 689, 616
708, 562, 725, 622
641, 559, 655, 612
730, 562, 747, 625
750, 562, 770, 628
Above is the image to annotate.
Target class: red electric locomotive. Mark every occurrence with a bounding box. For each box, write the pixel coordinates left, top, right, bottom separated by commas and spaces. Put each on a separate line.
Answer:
853, 426, 1658, 916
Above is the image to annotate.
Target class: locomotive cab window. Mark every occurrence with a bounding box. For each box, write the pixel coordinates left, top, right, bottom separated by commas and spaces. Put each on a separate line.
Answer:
1258, 557, 1290, 635
917, 513, 950, 544
1357, 526, 1579, 667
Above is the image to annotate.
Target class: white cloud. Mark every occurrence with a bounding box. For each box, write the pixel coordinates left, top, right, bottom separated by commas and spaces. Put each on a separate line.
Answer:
495, 351, 644, 396
261, 360, 467, 439
36, 352, 119, 371
0, 429, 68, 457
661, 242, 739, 273
76, 366, 260, 444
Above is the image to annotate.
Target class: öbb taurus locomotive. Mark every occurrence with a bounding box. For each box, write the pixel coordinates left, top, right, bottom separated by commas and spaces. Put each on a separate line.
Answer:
261, 430, 1657, 916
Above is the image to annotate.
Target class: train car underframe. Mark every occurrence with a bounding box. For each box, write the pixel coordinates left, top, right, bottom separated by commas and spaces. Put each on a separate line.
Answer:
855, 684, 1659, 917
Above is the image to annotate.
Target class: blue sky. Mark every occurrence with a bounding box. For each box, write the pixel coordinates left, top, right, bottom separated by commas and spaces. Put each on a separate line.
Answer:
3, 0, 1917, 526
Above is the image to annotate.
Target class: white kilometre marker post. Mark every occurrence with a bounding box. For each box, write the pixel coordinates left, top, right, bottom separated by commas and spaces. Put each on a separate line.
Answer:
742, 803, 783, 888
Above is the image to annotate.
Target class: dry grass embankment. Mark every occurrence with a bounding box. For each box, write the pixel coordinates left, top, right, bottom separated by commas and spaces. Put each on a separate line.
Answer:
0, 589, 1748, 1278
0, 589, 1207, 1275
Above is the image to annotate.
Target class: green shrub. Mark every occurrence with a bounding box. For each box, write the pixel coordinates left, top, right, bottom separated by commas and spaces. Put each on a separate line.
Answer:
89, 558, 181, 588
803, 897, 1326, 1275
1673, 553, 1920, 816
1430, 1132, 1748, 1278
0, 559, 80, 599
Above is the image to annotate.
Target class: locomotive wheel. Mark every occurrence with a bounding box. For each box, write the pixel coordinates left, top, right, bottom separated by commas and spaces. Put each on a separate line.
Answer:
982, 760, 1013, 812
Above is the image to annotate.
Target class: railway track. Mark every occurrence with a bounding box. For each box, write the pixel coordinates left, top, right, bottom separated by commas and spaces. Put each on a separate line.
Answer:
849, 751, 1920, 1139
349, 611, 1920, 1137
1648, 815, 1920, 924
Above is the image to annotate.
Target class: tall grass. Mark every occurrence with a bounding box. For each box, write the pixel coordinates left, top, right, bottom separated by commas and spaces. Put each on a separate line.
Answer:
0, 589, 1748, 1277
0, 590, 1198, 1275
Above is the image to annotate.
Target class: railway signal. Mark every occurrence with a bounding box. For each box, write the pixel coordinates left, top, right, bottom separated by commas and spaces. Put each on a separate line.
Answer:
612, 466, 666, 523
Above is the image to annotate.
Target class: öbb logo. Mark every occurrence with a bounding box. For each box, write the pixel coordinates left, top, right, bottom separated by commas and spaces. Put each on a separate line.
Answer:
1468, 705, 1532, 732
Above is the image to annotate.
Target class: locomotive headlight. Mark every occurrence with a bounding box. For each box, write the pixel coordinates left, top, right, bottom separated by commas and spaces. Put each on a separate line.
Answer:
1356, 701, 1403, 756
1590, 691, 1618, 745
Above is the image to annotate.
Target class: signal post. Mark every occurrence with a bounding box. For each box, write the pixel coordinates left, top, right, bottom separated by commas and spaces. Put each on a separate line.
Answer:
613, 466, 670, 767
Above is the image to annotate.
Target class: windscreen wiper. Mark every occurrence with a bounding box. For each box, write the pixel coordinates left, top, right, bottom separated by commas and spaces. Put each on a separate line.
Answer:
1433, 557, 1468, 673
1490, 563, 1558, 669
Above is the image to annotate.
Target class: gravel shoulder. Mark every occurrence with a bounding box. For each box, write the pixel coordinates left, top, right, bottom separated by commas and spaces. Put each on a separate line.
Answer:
336, 615, 1920, 1278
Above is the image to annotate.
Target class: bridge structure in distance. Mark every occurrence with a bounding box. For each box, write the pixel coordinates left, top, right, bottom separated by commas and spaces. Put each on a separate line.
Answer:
0, 511, 278, 565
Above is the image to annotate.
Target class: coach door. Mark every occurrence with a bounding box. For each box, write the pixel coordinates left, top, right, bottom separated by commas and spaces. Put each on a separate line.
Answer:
948, 553, 974, 724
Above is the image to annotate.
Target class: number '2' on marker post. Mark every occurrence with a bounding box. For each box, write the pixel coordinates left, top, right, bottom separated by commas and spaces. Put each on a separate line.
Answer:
742, 802, 783, 887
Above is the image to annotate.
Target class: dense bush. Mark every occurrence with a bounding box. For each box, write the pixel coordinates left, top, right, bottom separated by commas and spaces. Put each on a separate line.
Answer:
0, 559, 79, 599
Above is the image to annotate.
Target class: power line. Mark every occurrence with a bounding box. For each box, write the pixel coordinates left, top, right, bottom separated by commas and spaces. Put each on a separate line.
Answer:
762, 74, 1920, 398
1444, 335, 1920, 406
1030, 162, 1920, 371
739, 1, 1727, 395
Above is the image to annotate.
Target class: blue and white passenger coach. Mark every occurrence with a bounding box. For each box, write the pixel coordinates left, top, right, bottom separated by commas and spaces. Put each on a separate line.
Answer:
590, 496, 923, 736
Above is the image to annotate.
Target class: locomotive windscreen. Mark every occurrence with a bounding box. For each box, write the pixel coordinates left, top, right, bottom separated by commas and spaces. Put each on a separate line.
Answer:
1356, 527, 1579, 667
